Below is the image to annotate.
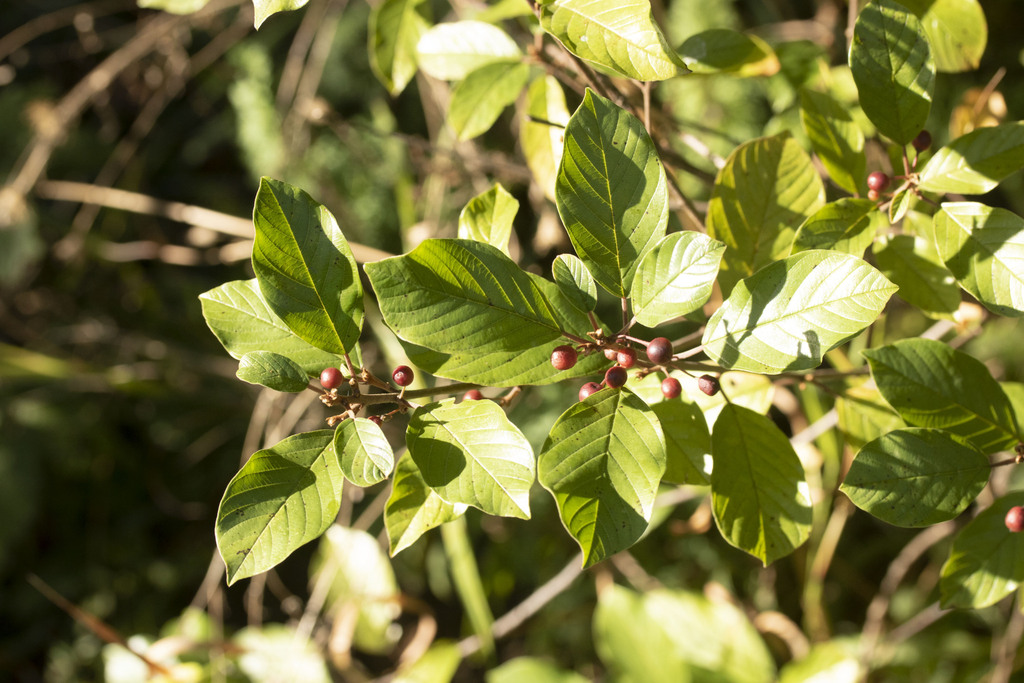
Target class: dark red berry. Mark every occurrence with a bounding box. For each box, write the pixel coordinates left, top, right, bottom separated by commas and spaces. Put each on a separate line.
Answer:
697, 374, 720, 396
646, 337, 672, 365
867, 171, 890, 192
913, 129, 932, 152
320, 367, 343, 390
1006, 506, 1024, 532
867, 189, 881, 202
579, 382, 602, 401
605, 365, 628, 389
661, 377, 681, 399
463, 389, 483, 401
603, 347, 619, 361
551, 345, 578, 371
616, 348, 637, 369
368, 415, 383, 426
393, 365, 414, 387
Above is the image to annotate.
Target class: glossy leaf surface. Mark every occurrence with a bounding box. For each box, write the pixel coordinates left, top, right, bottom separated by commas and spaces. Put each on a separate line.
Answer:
799, 89, 866, 196
385, 452, 466, 556
631, 232, 725, 327
873, 234, 960, 319
236, 351, 310, 392
449, 60, 532, 141
918, 122, 1024, 195
416, 21, 520, 81
521, 75, 570, 201
334, 417, 394, 487
369, 0, 430, 95
253, 0, 309, 29
552, 254, 598, 313
457, 183, 519, 256
790, 198, 878, 257
898, 0, 987, 73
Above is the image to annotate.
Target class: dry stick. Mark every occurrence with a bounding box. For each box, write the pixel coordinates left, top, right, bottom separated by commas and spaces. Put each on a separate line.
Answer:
991, 593, 1024, 683
457, 553, 585, 657
857, 521, 958, 679
0, 0, 133, 62
276, 0, 331, 110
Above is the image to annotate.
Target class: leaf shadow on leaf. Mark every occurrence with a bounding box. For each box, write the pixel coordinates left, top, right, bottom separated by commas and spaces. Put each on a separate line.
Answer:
939, 208, 1018, 315
409, 435, 468, 488
218, 455, 319, 534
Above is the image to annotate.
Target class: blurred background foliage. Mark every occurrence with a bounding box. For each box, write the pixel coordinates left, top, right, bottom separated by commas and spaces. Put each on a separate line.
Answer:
2, 0, 1024, 681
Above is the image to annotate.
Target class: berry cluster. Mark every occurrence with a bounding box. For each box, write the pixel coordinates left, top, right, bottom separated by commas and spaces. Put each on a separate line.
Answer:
865, 129, 932, 202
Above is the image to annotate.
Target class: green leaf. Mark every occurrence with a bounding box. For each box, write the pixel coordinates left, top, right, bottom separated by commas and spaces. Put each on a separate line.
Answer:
887, 185, 914, 224
252, 178, 363, 355
334, 418, 394, 487
799, 89, 866, 195
897, 0, 987, 73
679, 28, 777, 76
631, 232, 726, 327
449, 60, 532, 141
873, 233, 960, 319
487, 657, 589, 683
653, 398, 711, 486
863, 339, 1020, 454
778, 638, 860, 683
236, 351, 310, 392
522, 75, 570, 202
918, 121, 1024, 195
406, 399, 534, 519
369, 0, 431, 95
538, 0, 688, 82
216, 430, 341, 585
552, 254, 598, 313
791, 198, 878, 256
538, 387, 666, 567
313, 526, 400, 653
932, 202, 1024, 317
840, 428, 989, 527
233, 625, 330, 682
416, 21, 520, 81
702, 250, 897, 374
594, 585, 776, 683
458, 183, 519, 256
836, 382, 906, 450
849, 0, 935, 145
365, 239, 600, 386
137, 0, 211, 13
711, 404, 813, 565
441, 516, 494, 656
555, 90, 668, 297
384, 452, 467, 556
940, 492, 1024, 609
707, 133, 825, 296
393, 641, 461, 683
199, 279, 341, 376
252, 0, 309, 29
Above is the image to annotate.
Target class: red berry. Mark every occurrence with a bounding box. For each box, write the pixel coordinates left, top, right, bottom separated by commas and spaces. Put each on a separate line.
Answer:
463, 389, 484, 401
646, 337, 672, 365
368, 415, 383, 426
913, 129, 932, 152
605, 366, 628, 389
320, 367, 343, 390
697, 375, 720, 396
579, 382, 602, 401
867, 189, 881, 202
392, 365, 414, 387
1006, 506, 1024, 532
603, 347, 619, 361
867, 171, 890, 192
551, 345, 578, 371
661, 377, 681, 399
616, 348, 637, 369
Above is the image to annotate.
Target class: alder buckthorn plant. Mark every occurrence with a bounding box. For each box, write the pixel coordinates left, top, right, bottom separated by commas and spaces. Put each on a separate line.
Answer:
11, 0, 1024, 679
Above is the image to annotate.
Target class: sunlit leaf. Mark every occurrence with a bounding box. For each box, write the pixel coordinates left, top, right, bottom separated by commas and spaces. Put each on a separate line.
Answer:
416, 21, 520, 81
552, 254, 598, 313
702, 250, 897, 374
897, 0, 986, 73
873, 233, 960, 319
918, 121, 1024, 195
679, 29, 778, 76
236, 351, 310, 392
538, 0, 689, 81
631, 232, 725, 327
556, 90, 668, 297
799, 89, 866, 195
522, 75, 570, 202
137, 0, 211, 13
334, 418, 394, 487
458, 183, 519, 256
369, 0, 431, 95
486, 657, 590, 683
840, 428, 989, 527
836, 382, 906, 450
385, 452, 467, 556
711, 404, 813, 565
790, 198, 878, 257
234, 624, 330, 682
538, 388, 666, 567
252, 0, 309, 29
449, 60, 532, 140
653, 398, 711, 486
849, 0, 934, 144
392, 641, 461, 683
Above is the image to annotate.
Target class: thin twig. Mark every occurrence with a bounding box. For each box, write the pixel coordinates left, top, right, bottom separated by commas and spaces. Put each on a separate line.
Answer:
991, 593, 1024, 683
0, 0, 132, 62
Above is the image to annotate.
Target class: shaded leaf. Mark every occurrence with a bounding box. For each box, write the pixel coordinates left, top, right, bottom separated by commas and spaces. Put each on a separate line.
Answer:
849, 0, 934, 144
384, 452, 467, 556
653, 398, 711, 486
702, 250, 897, 374
556, 90, 668, 297
898, 0, 987, 73
521, 75, 570, 201
407, 399, 534, 519
552, 254, 598, 313
799, 89, 866, 195
791, 198, 878, 256
940, 492, 1024, 608
137, 0, 211, 13
216, 431, 341, 585
888, 185, 914, 224
392, 641, 461, 683
863, 339, 1020, 454
679, 29, 778, 76
873, 233, 960, 319
707, 133, 825, 296
539, 0, 688, 81
236, 351, 310, 392
711, 404, 813, 565
840, 428, 989, 527
458, 183, 519, 256
932, 202, 1024, 317
449, 60, 532, 140
631, 232, 725, 327
538, 388, 666, 567
334, 418, 394, 487
918, 121, 1024, 195
252, 178, 363, 355
486, 657, 589, 683
836, 382, 906, 450
416, 21, 520, 81
369, 0, 431, 95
